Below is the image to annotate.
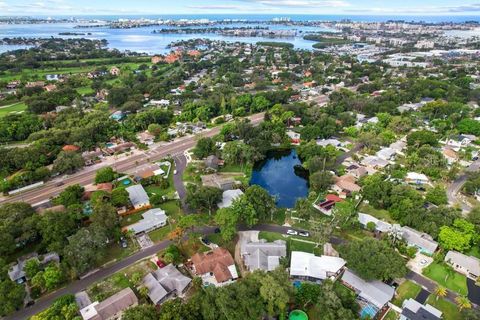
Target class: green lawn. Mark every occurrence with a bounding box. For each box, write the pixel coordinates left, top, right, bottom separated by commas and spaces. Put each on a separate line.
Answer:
0, 102, 27, 118
466, 246, 480, 259
392, 280, 422, 307
359, 203, 395, 223
383, 310, 398, 320
76, 86, 95, 95
423, 262, 468, 295
258, 231, 322, 255
425, 294, 461, 320
120, 210, 145, 227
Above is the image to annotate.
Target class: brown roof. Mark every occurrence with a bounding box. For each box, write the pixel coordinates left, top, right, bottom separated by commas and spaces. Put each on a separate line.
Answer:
96, 183, 113, 193
62, 145, 80, 152
443, 148, 458, 159
191, 247, 235, 283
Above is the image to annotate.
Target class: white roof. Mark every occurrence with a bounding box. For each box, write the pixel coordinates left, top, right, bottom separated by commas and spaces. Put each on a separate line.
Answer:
126, 185, 150, 207
342, 269, 394, 309
80, 301, 99, 320
290, 251, 345, 280
316, 139, 342, 148
358, 213, 392, 233
376, 148, 396, 160
445, 251, 480, 276
218, 189, 244, 209
127, 208, 167, 234
406, 172, 429, 182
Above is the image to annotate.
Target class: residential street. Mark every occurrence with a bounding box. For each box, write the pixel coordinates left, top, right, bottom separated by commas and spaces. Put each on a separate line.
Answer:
0, 112, 265, 206
6, 224, 341, 319
447, 159, 480, 213
173, 154, 190, 212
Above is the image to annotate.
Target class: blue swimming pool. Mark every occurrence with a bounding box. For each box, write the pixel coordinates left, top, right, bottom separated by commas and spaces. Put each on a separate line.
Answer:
360, 304, 377, 319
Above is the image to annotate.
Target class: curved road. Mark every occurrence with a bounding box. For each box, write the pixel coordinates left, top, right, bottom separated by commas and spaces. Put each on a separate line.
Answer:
0, 113, 265, 206
447, 159, 480, 214
6, 224, 342, 320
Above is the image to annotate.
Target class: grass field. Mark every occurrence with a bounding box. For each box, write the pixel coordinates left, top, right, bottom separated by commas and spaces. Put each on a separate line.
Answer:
0, 102, 27, 117
426, 294, 461, 320
392, 280, 422, 307
423, 262, 468, 295
259, 231, 322, 255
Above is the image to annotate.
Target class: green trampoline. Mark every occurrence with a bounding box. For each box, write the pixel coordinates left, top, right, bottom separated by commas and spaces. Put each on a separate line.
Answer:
289, 310, 308, 320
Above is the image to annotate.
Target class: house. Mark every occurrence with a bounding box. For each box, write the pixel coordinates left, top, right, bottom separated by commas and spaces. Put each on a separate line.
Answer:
26, 81, 45, 88
361, 156, 390, 169
137, 131, 155, 145
444, 135, 475, 151
241, 239, 287, 272
286, 130, 301, 144
8, 252, 60, 283
62, 144, 80, 152
142, 264, 191, 305
205, 155, 221, 170
333, 175, 361, 197
345, 164, 368, 179
218, 189, 244, 209
79, 287, 138, 320
357, 213, 394, 233
390, 140, 407, 154
314, 194, 343, 216
82, 148, 103, 165
445, 250, 480, 279
316, 138, 343, 148
148, 99, 170, 108
401, 298, 442, 320
290, 251, 346, 282
405, 172, 429, 185
44, 84, 57, 92
151, 55, 163, 64
201, 174, 236, 190
110, 66, 121, 76
376, 148, 397, 161
135, 164, 165, 180
443, 147, 458, 165
126, 208, 167, 235
401, 226, 438, 254
191, 248, 238, 285
126, 185, 150, 210
341, 269, 395, 317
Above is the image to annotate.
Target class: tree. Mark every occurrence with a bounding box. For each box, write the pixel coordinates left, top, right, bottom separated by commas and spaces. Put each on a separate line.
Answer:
90, 202, 119, 239
43, 265, 63, 291
244, 185, 276, 221
95, 167, 115, 184
294, 198, 316, 221
123, 305, 158, 320
456, 296, 472, 311
434, 285, 447, 301
39, 210, 78, 252
63, 226, 108, 276
214, 208, 238, 241
53, 151, 85, 174
193, 137, 216, 159
426, 186, 448, 205
30, 294, 79, 320
332, 198, 357, 229
310, 170, 334, 192
54, 184, 85, 207
0, 279, 25, 316
259, 270, 292, 319
24, 258, 41, 279
111, 188, 129, 207
295, 282, 321, 308
339, 238, 407, 281
407, 130, 438, 147
121, 101, 143, 113
439, 219, 475, 252
231, 195, 258, 227
360, 174, 392, 209
186, 186, 223, 215
108, 87, 129, 107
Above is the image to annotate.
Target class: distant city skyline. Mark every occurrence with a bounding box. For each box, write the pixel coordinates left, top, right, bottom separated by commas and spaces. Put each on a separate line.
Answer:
1, 0, 480, 16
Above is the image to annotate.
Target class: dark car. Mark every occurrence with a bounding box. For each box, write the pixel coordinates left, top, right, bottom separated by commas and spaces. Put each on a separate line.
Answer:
202, 237, 211, 245
54, 182, 64, 187
25, 300, 35, 307
214, 228, 221, 234
156, 260, 166, 268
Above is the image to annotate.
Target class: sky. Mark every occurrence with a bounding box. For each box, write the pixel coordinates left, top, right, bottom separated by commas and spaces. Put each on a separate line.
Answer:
1, 0, 480, 16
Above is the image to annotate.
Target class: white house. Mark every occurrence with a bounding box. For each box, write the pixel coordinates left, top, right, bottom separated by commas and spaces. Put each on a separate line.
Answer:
445, 251, 480, 280
290, 251, 346, 282
405, 172, 429, 185
127, 208, 168, 235
126, 185, 151, 210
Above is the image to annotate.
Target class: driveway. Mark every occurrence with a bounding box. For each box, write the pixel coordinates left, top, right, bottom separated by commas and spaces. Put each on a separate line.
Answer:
407, 253, 433, 274
467, 278, 480, 306
173, 154, 190, 212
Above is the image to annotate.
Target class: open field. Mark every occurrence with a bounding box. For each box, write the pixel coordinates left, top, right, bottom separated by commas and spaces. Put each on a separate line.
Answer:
0, 102, 27, 117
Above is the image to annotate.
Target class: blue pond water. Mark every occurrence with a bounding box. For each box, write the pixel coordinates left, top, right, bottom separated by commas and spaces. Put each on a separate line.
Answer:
250, 149, 308, 208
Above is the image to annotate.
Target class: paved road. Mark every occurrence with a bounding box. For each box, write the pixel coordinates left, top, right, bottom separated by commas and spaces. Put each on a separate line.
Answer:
7, 223, 340, 319
406, 271, 459, 305
173, 154, 190, 212
447, 159, 480, 214
335, 142, 364, 167
0, 113, 265, 206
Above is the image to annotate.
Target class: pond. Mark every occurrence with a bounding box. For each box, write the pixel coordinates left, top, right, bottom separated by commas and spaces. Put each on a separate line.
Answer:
250, 149, 309, 208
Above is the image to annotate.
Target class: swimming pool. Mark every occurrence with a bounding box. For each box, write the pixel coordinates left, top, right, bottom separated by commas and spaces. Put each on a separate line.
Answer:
360, 304, 377, 319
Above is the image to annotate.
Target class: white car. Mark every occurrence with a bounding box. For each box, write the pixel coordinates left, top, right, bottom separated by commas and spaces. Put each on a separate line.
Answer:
286, 229, 298, 236
173, 170, 178, 175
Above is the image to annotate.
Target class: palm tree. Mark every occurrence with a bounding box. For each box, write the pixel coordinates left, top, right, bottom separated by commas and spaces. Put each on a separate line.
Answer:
138, 285, 149, 299
455, 296, 472, 311
434, 285, 447, 301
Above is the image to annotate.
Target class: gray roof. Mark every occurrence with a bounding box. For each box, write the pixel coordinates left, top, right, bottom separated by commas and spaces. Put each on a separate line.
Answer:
94, 287, 138, 320
342, 269, 395, 309
127, 208, 167, 235
402, 298, 442, 320
143, 264, 191, 305
8, 252, 60, 282
205, 155, 219, 169
358, 213, 392, 233
217, 189, 244, 209
445, 250, 480, 277
154, 264, 191, 294
126, 185, 150, 208
401, 226, 438, 253
242, 240, 287, 271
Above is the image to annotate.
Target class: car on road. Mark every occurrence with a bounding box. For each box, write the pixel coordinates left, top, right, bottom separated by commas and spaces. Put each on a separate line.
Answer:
54, 182, 64, 187
214, 228, 221, 233
298, 231, 310, 237
286, 229, 298, 236
156, 260, 166, 268
174, 170, 178, 175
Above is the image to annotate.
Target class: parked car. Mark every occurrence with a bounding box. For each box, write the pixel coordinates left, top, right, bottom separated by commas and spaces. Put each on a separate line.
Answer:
298, 231, 310, 237
202, 237, 211, 245
286, 229, 298, 236
120, 237, 128, 248
214, 228, 221, 234
174, 170, 178, 175
156, 260, 166, 268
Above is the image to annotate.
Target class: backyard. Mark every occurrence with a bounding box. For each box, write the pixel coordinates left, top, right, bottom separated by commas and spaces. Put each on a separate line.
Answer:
425, 294, 461, 320
392, 280, 422, 307
422, 262, 468, 295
